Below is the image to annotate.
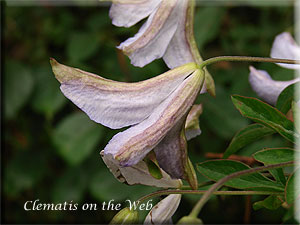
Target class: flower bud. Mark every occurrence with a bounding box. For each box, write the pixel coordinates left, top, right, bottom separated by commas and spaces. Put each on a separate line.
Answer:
177, 216, 203, 224
110, 207, 139, 224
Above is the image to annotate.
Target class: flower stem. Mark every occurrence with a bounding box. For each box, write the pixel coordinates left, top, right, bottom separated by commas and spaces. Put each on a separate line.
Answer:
198, 56, 300, 69
181, 181, 214, 190
188, 161, 294, 218
137, 190, 282, 205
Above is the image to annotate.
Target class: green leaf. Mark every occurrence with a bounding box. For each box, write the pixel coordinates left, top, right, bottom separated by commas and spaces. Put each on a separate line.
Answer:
52, 166, 87, 203
52, 112, 103, 165
253, 195, 282, 210
254, 148, 294, 185
197, 160, 284, 191
253, 148, 295, 165
4, 61, 34, 119
223, 124, 275, 158
31, 65, 66, 119
67, 32, 100, 62
231, 95, 297, 143
285, 168, 299, 205
276, 82, 300, 114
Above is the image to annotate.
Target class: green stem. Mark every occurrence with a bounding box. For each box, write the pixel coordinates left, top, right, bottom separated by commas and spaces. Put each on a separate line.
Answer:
198, 56, 300, 69
137, 190, 282, 206
188, 161, 294, 218
181, 181, 214, 190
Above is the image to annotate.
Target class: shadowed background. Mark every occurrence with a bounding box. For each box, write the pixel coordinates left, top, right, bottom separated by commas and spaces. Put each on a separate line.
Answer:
3, 1, 296, 223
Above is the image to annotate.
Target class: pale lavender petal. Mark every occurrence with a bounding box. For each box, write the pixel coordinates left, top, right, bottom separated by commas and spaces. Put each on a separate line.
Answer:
109, 0, 161, 27
144, 194, 181, 225
162, 0, 211, 95
104, 69, 204, 166
270, 32, 300, 69
100, 151, 182, 188
163, 0, 193, 69
51, 59, 196, 129
249, 66, 300, 105
118, 0, 182, 67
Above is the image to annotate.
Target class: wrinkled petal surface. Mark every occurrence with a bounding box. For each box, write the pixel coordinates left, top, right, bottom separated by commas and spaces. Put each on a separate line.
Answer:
104, 69, 204, 166
249, 66, 300, 105
271, 32, 300, 69
100, 151, 182, 188
118, 0, 181, 67
51, 58, 196, 129
109, 0, 161, 27
144, 194, 181, 225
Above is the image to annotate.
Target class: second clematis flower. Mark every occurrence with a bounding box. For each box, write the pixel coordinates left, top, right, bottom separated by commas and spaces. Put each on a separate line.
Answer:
50, 59, 204, 189
110, 0, 215, 96
249, 32, 300, 105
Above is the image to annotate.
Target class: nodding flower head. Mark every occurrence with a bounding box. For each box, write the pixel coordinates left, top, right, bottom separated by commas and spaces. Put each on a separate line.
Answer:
51, 58, 204, 188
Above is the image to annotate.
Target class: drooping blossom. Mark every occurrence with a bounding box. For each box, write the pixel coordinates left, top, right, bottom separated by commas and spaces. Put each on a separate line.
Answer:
50, 58, 204, 188
110, 0, 215, 96
249, 32, 300, 105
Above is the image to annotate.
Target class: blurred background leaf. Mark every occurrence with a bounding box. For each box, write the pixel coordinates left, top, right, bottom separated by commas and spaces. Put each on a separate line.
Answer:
52, 112, 103, 165
4, 61, 34, 119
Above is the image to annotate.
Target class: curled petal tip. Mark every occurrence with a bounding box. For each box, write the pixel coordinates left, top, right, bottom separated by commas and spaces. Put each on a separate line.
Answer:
249, 66, 300, 105
271, 32, 300, 70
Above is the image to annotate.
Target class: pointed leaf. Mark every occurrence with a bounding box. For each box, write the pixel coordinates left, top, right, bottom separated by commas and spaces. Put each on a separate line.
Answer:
231, 95, 297, 143
223, 124, 275, 158
253, 148, 295, 165
197, 160, 284, 191
276, 82, 300, 114
252, 148, 291, 185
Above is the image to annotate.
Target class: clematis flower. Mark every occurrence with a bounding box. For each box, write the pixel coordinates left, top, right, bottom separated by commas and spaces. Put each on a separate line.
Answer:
144, 194, 181, 224
249, 32, 300, 105
50, 58, 204, 188
110, 0, 215, 96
